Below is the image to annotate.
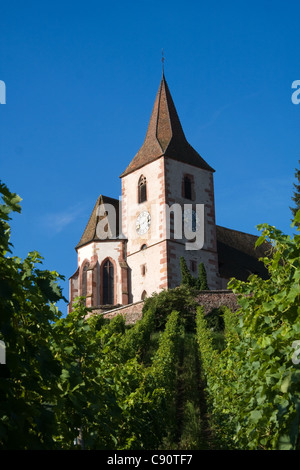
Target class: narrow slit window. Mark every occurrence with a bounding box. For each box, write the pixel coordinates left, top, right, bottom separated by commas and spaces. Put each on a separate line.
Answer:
82, 263, 89, 299
183, 176, 192, 200
190, 260, 197, 272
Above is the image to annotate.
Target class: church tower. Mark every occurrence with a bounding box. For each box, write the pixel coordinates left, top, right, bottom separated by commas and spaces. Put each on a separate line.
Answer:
120, 73, 220, 303
68, 73, 221, 312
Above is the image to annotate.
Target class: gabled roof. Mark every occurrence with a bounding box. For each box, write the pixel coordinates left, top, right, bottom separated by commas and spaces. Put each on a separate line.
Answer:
120, 74, 214, 177
216, 225, 271, 281
75, 195, 120, 250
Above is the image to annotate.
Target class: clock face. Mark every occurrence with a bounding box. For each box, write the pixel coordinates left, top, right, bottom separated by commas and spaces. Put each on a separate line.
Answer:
136, 211, 151, 235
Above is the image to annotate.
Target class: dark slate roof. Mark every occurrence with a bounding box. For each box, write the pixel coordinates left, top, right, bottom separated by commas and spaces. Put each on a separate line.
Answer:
75, 195, 120, 250
216, 225, 271, 281
120, 74, 214, 177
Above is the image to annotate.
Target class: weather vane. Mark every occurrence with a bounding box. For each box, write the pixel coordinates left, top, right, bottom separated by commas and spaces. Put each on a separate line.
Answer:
162, 49, 165, 73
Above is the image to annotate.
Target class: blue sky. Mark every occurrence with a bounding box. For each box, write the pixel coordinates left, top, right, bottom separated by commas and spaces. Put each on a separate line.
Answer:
1, 0, 300, 316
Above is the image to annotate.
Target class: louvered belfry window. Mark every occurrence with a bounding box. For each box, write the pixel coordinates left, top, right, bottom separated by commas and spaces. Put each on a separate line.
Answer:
138, 175, 147, 203
103, 259, 114, 305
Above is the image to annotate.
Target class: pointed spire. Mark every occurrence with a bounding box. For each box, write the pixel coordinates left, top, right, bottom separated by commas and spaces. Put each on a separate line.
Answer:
120, 74, 214, 177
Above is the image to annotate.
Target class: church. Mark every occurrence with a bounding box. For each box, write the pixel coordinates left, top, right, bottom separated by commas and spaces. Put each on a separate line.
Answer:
68, 73, 268, 313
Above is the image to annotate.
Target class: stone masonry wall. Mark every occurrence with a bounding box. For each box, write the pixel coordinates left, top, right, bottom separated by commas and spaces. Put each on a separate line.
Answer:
195, 290, 240, 315
93, 301, 144, 325
90, 290, 239, 325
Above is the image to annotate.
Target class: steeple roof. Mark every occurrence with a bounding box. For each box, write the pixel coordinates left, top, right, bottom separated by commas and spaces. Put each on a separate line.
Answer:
120, 74, 214, 177
75, 195, 120, 250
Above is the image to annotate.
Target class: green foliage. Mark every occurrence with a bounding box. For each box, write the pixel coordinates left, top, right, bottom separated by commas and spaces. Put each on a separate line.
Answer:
142, 285, 198, 332
0, 181, 183, 449
141, 309, 182, 447
180, 256, 195, 287
290, 160, 300, 226
0, 181, 22, 254
0, 182, 66, 449
196, 215, 300, 450
197, 262, 209, 290
203, 307, 227, 353
176, 333, 203, 450
196, 307, 241, 448
195, 307, 219, 394
119, 308, 155, 361
110, 310, 182, 449
50, 305, 181, 450
179, 257, 209, 291
205, 307, 226, 332
50, 301, 121, 449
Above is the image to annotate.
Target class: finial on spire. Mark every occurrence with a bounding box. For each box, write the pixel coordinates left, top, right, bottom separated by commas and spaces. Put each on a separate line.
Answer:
161, 49, 165, 75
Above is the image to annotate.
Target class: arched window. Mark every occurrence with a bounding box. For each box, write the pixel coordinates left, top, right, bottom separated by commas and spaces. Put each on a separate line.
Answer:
82, 263, 90, 302
183, 175, 192, 200
138, 175, 147, 203
141, 244, 147, 250
103, 259, 114, 305
141, 290, 147, 300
